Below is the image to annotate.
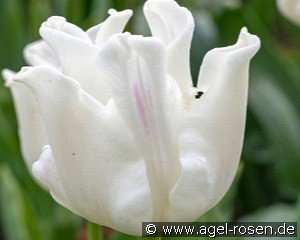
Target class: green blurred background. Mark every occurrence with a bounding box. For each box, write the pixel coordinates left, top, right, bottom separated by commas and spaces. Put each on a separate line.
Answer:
0, 0, 299, 239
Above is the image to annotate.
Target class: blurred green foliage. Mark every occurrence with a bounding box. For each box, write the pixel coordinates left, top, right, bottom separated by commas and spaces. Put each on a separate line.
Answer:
0, 0, 299, 239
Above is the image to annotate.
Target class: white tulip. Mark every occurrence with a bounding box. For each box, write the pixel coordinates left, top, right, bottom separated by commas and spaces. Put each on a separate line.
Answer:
277, 0, 300, 25
2, 0, 260, 236
2, 9, 132, 169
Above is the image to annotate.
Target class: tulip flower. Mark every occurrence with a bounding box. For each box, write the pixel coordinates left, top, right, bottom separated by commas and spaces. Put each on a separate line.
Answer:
2, 0, 260, 236
277, 0, 300, 25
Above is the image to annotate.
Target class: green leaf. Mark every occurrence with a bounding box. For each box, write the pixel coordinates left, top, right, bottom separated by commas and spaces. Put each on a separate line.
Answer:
249, 75, 300, 194
239, 203, 298, 240
0, 164, 44, 240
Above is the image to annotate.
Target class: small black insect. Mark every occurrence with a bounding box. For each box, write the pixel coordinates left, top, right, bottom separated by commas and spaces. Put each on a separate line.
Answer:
195, 91, 204, 99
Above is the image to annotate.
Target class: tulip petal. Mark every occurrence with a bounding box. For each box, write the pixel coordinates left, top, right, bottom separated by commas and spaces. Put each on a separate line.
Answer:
98, 34, 181, 221
13, 66, 152, 236
39, 16, 111, 104
144, 0, 194, 98
277, 0, 300, 25
42, 16, 91, 42
32, 145, 73, 210
2, 69, 48, 168
169, 28, 260, 220
87, 9, 132, 46
23, 40, 60, 68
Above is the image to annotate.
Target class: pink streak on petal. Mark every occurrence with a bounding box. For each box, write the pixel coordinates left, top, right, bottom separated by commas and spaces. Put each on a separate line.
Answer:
133, 84, 148, 133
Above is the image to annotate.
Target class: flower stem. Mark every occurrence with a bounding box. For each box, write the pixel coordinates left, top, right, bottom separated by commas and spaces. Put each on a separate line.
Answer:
87, 221, 103, 240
